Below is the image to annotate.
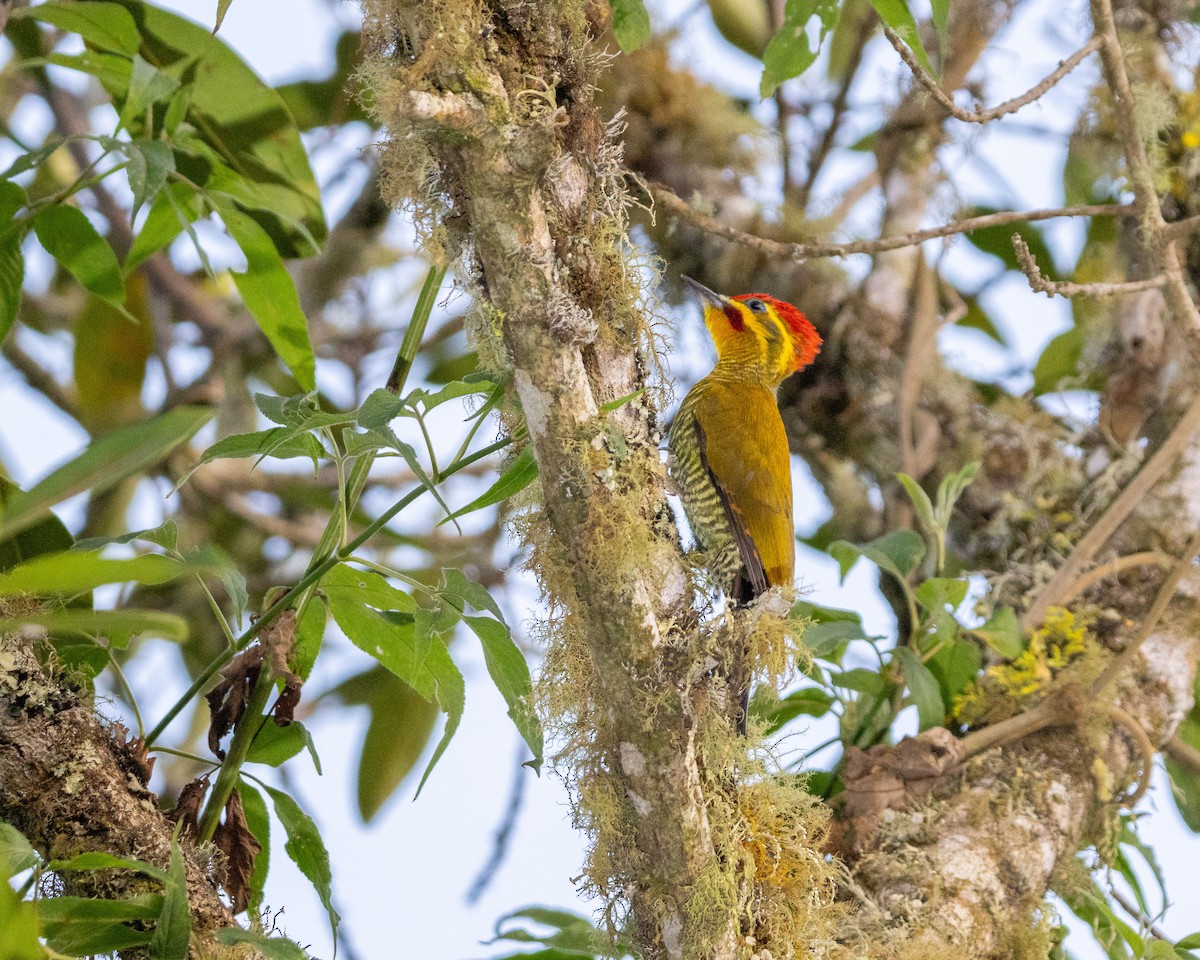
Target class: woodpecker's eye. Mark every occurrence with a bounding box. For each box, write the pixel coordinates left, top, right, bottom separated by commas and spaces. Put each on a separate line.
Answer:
746, 298, 766, 313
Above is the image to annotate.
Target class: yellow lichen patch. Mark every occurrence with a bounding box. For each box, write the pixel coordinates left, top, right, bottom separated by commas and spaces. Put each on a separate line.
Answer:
953, 607, 1094, 726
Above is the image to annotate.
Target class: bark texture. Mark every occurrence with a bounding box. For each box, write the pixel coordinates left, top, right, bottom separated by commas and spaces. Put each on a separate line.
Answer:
0, 621, 248, 955
363, 3, 837, 958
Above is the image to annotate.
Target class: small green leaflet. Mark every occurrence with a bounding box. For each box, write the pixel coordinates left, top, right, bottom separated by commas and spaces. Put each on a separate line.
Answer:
148, 841, 190, 960
829, 530, 925, 583
323, 564, 464, 795
870, 0, 935, 76
33, 205, 126, 307
214, 928, 306, 960
970, 606, 1024, 659
441, 445, 538, 525
610, 0, 651, 52
212, 197, 317, 391
261, 785, 339, 943
761, 0, 841, 97
893, 646, 944, 730
17, 1, 141, 57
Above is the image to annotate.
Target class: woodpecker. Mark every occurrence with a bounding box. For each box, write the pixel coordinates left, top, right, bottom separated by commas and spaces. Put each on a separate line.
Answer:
668, 275, 822, 729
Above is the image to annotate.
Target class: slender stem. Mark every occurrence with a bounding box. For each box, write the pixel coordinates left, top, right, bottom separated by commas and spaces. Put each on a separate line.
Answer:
194, 572, 238, 647
103, 642, 144, 738
197, 665, 273, 844
387, 265, 447, 395
150, 745, 219, 767
416, 409, 440, 480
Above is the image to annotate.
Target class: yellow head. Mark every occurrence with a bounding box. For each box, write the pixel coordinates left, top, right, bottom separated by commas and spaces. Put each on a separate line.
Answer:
682, 275, 821, 383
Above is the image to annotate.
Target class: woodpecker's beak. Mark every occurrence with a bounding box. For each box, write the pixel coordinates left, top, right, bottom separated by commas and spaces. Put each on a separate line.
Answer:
681, 275, 726, 309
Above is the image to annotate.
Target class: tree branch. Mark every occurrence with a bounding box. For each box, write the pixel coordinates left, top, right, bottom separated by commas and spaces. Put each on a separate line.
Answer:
647, 180, 1127, 261
884, 26, 1102, 124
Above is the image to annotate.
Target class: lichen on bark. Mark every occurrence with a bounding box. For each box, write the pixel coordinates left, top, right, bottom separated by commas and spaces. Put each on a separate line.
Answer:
359, 1, 839, 956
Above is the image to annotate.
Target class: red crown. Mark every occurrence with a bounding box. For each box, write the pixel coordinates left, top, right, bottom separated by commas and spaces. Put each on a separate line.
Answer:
734, 294, 822, 370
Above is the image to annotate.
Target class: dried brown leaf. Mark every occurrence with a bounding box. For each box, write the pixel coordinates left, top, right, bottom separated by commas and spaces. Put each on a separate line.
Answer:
205, 647, 265, 758
213, 787, 262, 914
166, 776, 210, 839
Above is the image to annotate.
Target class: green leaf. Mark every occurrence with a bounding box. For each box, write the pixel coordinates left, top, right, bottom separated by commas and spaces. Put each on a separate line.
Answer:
0, 877, 41, 960
33, 205, 126, 306
0, 608, 188, 646
104, 0, 326, 256
751, 687, 835, 735
0, 478, 75, 573
212, 197, 316, 391
955, 290, 1006, 344
125, 182, 202, 274
1032, 326, 1086, 396
0, 822, 38, 875
261, 785, 339, 942
791, 601, 870, 662
121, 54, 182, 132
274, 31, 371, 131
0, 550, 203, 596
0, 181, 25, 343
610, 0, 651, 51
246, 720, 320, 772
148, 841, 190, 960
894, 646, 944, 730
47, 851, 168, 881
1166, 705, 1200, 832
324, 564, 463, 795
935, 462, 980, 527
930, 0, 949, 61
830, 667, 886, 695
897, 473, 937, 540
869, 0, 934, 75
75, 519, 179, 552
214, 928, 307, 960
1177, 934, 1200, 950
438, 567, 505, 622
237, 783, 271, 915
19, 0, 141, 56
174, 427, 325, 491
829, 530, 925, 582
970, 606, 1024, 659
0, 406, 211, 542
214, 0, 236, 32
39, 894, 162, 954
441, 445, 539, 524
293, 594, 327, 681
464, 615, 543, 771
760, 0, 841, 96
915, 577, 968, 613
925, 636, 982, 704
126, 139, 175, 218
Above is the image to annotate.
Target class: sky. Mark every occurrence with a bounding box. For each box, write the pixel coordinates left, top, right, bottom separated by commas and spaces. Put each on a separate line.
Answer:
1, 1, 1198, 958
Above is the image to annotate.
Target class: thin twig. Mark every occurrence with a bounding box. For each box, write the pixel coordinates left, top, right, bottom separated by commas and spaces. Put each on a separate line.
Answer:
885, 26, 1102, 124
647, 181, 1126, 261
1056, 551, 1174, 606
1089, 529, 1200, 695
1089, 0, 1200, 332
797, 11, 874, 210
1164, 734, 1200, 775
1013, 234, 1168, 298
1106, 703, 1155, 806
1111, 888, 1172, 943
1, 336, 77, 418
1022, 399, 1200, 631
